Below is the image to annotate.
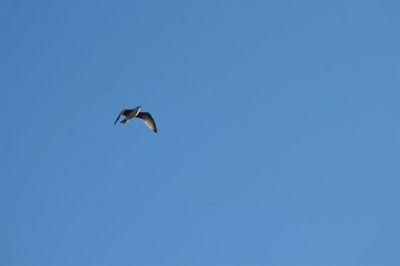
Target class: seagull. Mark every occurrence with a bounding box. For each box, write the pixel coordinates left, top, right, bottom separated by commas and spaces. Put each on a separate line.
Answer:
114, 106, 157, 133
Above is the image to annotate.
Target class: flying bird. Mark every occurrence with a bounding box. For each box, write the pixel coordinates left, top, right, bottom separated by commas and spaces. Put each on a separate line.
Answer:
114, 106, 157, 133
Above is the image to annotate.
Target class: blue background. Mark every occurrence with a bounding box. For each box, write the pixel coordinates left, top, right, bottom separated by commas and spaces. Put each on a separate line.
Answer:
1, 1, 399, 265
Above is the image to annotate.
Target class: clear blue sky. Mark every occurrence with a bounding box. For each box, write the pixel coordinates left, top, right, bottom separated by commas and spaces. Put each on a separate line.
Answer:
1, 0, 399, 265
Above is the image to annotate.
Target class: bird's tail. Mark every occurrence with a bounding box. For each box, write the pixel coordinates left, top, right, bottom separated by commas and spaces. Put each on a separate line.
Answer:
121, 119, 128, 124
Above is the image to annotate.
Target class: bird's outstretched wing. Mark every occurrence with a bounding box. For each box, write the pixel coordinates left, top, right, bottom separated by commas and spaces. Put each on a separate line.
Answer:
114, 111, 123, 125
136, 112, 157, 133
